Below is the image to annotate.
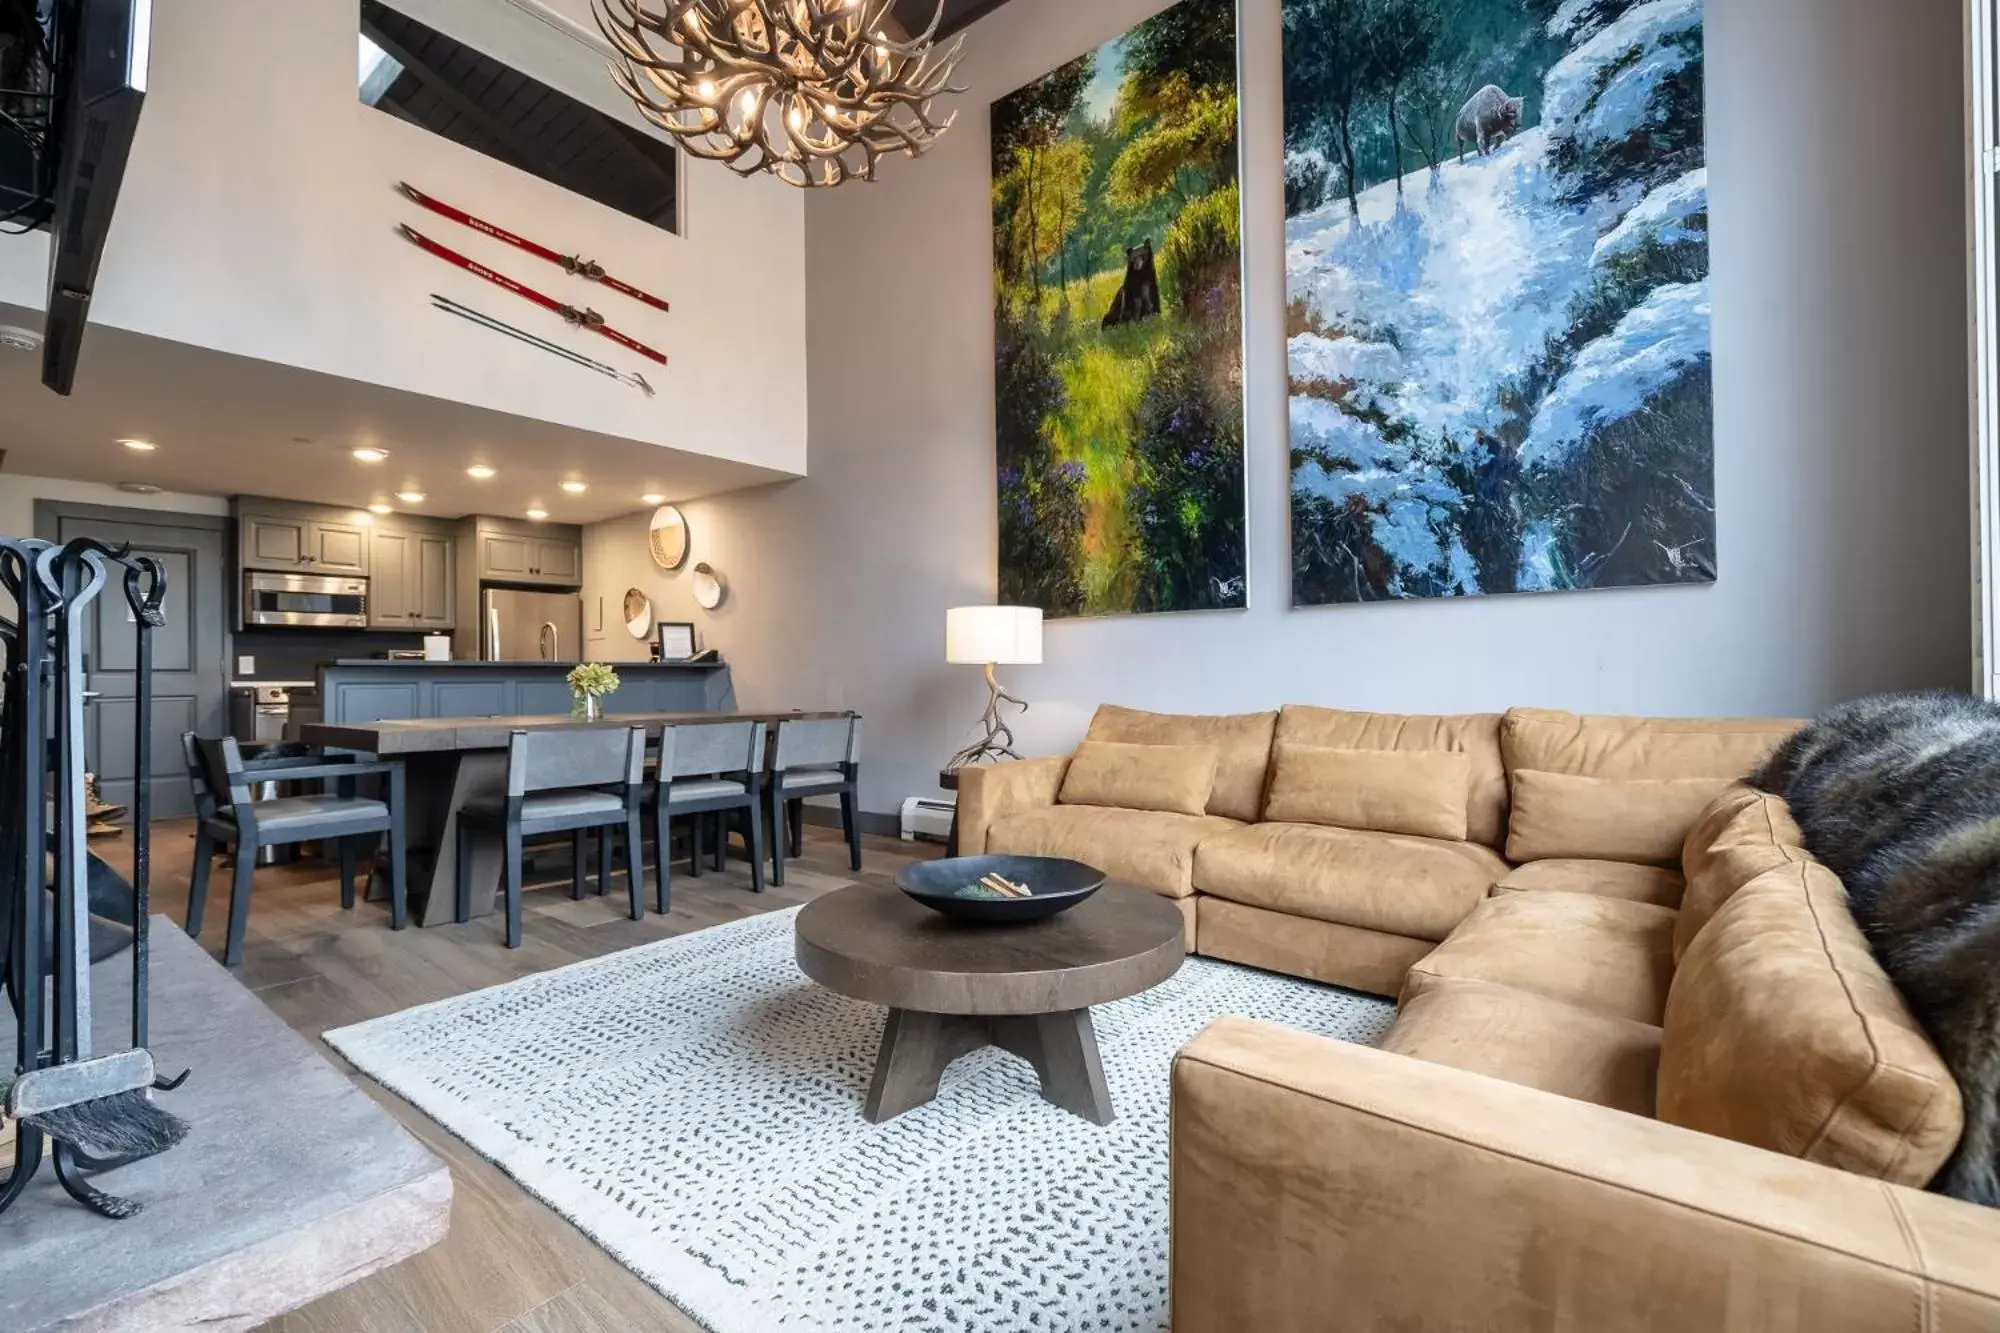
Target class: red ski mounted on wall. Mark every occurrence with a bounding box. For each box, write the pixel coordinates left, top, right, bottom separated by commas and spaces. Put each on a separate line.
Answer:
398, 223, 668, 366
398, 182, 670, 313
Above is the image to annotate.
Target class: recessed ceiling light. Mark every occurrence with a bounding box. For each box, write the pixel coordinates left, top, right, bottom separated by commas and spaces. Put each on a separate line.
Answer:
525, 507, 549, 521
394, 490, 426, 504
560, 480, 588, 494
0, 325, 43, 352
641, 493, 665, 505
466, 464, 496, 480
117, 481, 162, 495
368, 503, 394, 515
118, 438, 157, 452
352, 447, 390, 463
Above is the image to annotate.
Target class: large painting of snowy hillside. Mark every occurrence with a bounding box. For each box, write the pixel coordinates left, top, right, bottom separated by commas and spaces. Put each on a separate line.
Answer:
993, 0, 1246, 619
1283, 0, 1711, 605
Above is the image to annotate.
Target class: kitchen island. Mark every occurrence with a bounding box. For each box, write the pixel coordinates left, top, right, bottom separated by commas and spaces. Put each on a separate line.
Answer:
314, 657, 735, 727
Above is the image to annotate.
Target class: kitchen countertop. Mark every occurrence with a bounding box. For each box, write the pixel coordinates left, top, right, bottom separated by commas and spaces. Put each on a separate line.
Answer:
324, 658, 728, 669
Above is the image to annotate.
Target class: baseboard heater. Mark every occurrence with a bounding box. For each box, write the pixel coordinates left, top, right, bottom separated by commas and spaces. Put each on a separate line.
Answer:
899, 795, 956, 843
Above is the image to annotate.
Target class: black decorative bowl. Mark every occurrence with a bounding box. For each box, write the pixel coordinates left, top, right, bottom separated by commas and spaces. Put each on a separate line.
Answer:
896, 855, 1106, 925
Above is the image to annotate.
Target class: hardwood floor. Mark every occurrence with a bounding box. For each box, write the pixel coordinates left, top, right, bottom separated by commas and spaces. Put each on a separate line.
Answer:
83, 817, 938, 1332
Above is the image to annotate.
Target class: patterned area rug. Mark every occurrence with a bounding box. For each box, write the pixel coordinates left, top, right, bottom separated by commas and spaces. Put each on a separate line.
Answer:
324, 908, 1393, 1332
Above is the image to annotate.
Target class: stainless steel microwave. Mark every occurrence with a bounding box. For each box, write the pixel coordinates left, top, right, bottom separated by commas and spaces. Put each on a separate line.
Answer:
242, 571, 369, 628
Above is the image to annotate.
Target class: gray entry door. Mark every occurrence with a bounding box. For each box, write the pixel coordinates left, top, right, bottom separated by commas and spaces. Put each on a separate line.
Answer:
48, 509, 229, 820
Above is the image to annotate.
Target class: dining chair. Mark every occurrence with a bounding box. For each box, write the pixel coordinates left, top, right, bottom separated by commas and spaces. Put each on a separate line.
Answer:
646, 720, 767, 910
183, 734, 407, 968
769, 714, 862, 886
455, 726, 647, 949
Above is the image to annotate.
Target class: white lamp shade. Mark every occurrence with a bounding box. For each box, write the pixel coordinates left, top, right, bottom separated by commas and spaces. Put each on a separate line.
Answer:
946, 605, 1043, 666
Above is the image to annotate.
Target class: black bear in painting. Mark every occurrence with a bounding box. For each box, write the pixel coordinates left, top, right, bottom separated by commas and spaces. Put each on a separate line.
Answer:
1101, 242, 1161, 329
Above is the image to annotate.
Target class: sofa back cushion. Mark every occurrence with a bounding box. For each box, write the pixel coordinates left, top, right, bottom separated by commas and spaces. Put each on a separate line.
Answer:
1506, 771, 1727, 866
1263, 742, 1472, 841
1675, 785, 1807, 961
1058, 740, 1218, 817
1500, 710, 1799, 866
1086, 705, 1276, 823
1658, 859, 1963, 1188
1275, 707, 1507, 847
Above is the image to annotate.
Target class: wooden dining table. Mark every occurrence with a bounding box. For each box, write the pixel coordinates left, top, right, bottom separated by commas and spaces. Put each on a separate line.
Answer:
299, 710, 852, 927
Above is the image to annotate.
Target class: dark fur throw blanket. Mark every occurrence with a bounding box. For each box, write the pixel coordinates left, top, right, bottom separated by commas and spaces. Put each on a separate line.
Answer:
1753, 691, 2000, 1205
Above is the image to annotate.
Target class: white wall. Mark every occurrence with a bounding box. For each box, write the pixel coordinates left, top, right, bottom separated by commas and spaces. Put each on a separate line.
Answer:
583, 0, 1976, 814
0, 474, 226, 539
0, 0, 807, 476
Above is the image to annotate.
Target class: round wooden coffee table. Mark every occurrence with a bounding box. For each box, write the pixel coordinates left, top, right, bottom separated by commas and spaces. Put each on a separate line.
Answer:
795, 879, 1185, 1124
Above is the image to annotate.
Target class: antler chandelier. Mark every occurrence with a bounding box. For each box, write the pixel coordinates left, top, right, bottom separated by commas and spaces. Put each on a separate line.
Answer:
595, 0, 967, 189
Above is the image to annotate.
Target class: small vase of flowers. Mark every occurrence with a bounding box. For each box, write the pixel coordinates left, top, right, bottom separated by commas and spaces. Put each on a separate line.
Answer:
567, 662, 620, 722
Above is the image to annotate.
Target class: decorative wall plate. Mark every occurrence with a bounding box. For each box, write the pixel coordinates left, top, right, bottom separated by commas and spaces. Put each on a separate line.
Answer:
623, 587, 654, 639
648, 504, 690, 570
691, 562, 726, 611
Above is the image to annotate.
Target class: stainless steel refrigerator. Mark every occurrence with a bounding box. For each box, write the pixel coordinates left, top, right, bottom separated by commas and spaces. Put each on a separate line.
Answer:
480, 587, 584, 662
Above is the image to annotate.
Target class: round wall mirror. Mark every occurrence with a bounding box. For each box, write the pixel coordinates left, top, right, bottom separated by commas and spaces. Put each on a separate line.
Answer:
648, 504, 690, 570
623, 588, 654, 639
691, 562, 727, 611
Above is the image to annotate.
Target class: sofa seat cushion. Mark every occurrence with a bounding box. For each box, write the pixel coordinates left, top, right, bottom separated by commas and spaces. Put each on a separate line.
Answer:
1384, 976, 1663, 1117
986, 805, 1240, 900
1659, 858, 1963, 1187
1493, 859, 1685, 908
1193, 822, 1505, 942
1405, 892, 1678, 1025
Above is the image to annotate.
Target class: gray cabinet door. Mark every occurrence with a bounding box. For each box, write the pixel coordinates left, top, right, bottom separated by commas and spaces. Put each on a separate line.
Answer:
368, 528, 413, 627
531, 537, 581, 584
412, 533, 455, 628
241, 514, 309, 571
311, 520, 369, 575
481, 532, 533, 581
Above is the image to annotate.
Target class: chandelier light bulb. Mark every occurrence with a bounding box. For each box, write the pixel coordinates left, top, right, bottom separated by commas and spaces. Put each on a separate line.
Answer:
598, 0, 965, 189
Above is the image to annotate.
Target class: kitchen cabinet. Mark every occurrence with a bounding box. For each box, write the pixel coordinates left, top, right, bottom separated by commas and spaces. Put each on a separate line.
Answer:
530, 535, 581, 583
369, 523, 455, 630
471, 520, 583, 588
238, 508, 370, 576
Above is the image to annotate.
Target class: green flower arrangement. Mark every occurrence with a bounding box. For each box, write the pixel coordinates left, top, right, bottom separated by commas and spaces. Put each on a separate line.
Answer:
567, 662, 620, 720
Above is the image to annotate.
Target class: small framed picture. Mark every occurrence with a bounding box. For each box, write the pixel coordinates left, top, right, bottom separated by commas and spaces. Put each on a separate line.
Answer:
656, 621, 697, 662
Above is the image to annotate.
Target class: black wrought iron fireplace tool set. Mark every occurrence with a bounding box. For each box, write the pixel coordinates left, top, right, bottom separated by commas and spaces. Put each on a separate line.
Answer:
0, 537, 190, 1221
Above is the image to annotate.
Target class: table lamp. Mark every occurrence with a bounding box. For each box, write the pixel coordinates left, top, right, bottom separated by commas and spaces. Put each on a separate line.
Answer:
945, 605, 1043, 770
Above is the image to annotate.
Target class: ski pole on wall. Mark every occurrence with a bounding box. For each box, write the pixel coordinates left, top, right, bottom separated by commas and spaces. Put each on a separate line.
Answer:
430, 294, 655, 396
398, 182, 671, 312
399, 223, 668, 366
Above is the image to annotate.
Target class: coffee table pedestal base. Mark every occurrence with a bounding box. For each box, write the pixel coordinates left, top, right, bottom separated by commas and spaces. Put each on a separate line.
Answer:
865, 1007, 1114, 1125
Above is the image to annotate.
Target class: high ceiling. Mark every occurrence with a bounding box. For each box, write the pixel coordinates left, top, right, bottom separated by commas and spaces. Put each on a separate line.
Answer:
892, 0, 1013, 37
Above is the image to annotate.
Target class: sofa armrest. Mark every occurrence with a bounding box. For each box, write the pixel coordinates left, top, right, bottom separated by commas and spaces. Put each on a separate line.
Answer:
955, 756, 1069, 854
1171, 1016, 2000, 1333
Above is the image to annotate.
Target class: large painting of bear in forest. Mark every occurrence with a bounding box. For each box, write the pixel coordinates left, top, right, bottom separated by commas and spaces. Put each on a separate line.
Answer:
993, 0, 1246, 619
1283, 0, 1712, 605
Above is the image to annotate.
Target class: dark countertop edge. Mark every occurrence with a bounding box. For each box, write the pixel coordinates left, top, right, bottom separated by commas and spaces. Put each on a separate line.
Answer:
322, 659, 728, 670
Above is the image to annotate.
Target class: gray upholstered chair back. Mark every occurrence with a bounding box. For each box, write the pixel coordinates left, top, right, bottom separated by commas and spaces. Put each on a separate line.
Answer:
181, 731, 221, 819
194, 735, 251, 806
774, 715, 857, 771
659, 720, 764, 779
506, 726, 647, 796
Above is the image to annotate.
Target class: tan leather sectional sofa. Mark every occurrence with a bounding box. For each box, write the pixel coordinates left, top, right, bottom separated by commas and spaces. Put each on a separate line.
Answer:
955, 704, 2000, 1330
